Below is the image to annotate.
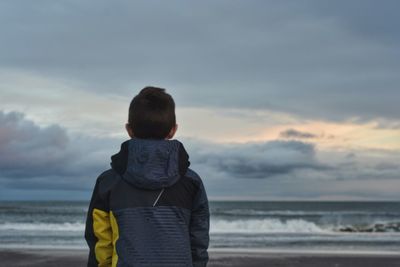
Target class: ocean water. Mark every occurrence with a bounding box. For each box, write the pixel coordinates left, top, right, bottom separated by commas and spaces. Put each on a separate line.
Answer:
0, 201, 399, 252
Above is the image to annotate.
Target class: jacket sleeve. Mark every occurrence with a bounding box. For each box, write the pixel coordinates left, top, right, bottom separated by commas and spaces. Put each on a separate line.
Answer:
190, 178, 210, 267
85, 176, 113, 267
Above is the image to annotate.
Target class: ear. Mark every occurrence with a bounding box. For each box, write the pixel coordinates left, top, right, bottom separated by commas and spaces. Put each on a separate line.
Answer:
125, 123, 134, 138
166, 124, 178, 139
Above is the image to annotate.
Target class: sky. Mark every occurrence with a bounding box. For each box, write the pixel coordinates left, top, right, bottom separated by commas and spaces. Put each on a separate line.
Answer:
0, 0, 399, 201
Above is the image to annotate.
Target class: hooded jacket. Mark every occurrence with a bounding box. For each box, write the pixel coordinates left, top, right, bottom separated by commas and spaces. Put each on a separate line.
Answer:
85, 138, 209, 267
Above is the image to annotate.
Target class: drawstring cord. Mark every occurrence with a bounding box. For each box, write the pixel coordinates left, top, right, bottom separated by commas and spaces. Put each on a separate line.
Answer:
152, 188, 165, 207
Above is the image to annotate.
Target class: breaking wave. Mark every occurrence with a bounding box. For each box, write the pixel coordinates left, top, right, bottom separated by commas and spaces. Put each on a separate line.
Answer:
212, 209, 400, 217
211, 219, 400, 234
1, 220, 399, 234
0, 222, 84, 231
211, 218, 326, 234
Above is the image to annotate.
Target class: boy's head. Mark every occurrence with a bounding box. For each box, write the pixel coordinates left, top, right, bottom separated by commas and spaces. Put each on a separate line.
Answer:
126, 86, 177, 140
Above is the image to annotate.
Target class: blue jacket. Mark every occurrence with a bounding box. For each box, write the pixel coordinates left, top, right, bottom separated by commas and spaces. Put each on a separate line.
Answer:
85, 138, 210, 267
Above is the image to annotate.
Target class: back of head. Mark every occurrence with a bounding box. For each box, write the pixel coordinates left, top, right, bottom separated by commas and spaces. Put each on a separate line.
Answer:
128, 86, 176, 139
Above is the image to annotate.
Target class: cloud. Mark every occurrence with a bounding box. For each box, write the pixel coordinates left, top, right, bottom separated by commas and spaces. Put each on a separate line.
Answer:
280, 129, 317, 139
188, 139, 328, 179
183, 137, 400, 200
1, 110, 399, 200
0, 1, 399, 121
185, 137, 400, 183
0, 111, 70, 177
0, 110, 121, 190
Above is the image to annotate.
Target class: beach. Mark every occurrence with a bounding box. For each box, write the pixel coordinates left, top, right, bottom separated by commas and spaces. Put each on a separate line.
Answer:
1, 249, 400, 267
1, 201, 400, 266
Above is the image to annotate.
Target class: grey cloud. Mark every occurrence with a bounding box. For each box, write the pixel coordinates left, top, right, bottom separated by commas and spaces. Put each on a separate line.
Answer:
183, 138, 400, 200
0, 110, 121, 190
1, 110, 399, 200
0, 111, 71, 177
280, 129, 317, 139
189, 139, 328, 179
335, 163, 400, 181
306, 0, 400, 42
0, 1, 399, 121
184, 137, 400, 183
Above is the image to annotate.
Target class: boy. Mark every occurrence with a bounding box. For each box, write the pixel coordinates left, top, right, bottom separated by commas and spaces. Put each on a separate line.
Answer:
85, 87, 210, 267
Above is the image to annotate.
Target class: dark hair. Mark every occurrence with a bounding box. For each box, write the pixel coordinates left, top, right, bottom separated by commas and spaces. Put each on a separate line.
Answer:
128, 86, 176, 139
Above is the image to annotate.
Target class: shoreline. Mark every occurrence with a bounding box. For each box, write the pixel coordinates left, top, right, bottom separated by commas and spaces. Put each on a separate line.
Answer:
1, 245, 400, 255
1, 248, 400, 267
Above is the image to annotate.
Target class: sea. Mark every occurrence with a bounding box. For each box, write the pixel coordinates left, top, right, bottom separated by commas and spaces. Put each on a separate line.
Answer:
0, 201, 399, 253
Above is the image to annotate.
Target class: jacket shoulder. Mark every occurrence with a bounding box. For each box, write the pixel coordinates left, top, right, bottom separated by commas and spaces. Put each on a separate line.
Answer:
185, 168, 202, 182
185, 168, 208, 211
184, 168, 207, 197
96, 169, 121, 195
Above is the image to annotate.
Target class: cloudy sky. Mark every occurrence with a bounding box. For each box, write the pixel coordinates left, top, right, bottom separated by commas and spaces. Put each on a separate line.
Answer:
1, 0, 399, 200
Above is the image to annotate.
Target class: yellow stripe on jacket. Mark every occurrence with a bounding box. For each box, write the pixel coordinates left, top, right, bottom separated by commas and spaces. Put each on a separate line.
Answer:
92, 208, 113, 267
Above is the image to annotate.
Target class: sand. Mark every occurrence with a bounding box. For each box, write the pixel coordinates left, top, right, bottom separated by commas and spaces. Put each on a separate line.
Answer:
1, 248, 400, 267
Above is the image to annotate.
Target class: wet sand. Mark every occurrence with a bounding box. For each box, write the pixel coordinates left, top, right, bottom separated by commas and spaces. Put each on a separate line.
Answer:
1, 248, 400, 267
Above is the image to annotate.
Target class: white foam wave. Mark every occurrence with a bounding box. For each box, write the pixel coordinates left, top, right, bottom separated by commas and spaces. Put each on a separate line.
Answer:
210, 218, 327, 234
213, 209, 399, 217
0, 222, 84, 231
1, 219, 325, 234
2, 219, 398, 234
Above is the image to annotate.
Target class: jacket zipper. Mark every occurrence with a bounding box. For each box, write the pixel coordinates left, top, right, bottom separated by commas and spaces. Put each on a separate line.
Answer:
152, 188, 165, 207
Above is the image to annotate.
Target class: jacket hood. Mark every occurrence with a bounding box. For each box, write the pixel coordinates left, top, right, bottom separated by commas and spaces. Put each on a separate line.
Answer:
111, 138, 190, 190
